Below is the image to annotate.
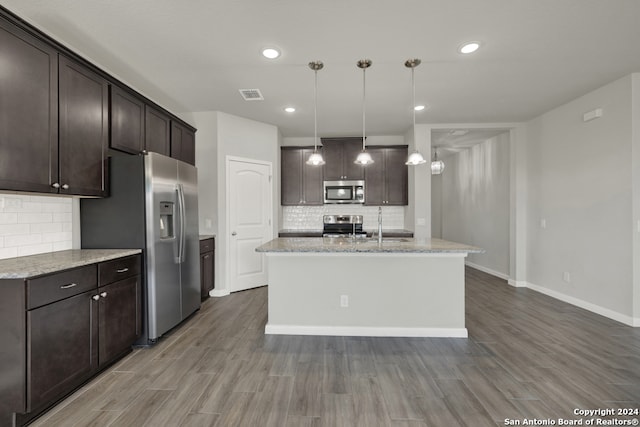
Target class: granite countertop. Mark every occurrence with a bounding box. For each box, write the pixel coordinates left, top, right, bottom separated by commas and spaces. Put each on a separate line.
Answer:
199, 234, 216, 240
256, 237, 483, 254
0, 249, 142, 279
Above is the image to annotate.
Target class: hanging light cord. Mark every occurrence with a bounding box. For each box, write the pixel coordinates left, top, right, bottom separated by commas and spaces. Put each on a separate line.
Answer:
411, 66, 416, 133
314, 68, 318, 152
362, 66, 366, 151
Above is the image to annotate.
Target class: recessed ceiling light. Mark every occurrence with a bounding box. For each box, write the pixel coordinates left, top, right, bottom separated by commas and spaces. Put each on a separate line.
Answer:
284, 107, 296, 113
458, 41, 480, 54
414, 105, 425, 111
262, 48, 281, 59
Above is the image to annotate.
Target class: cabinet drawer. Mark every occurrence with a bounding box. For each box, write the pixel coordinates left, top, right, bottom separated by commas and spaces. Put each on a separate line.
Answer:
98, 254, 141, 286
200, 238, 214, 254
27, 265, 97, 310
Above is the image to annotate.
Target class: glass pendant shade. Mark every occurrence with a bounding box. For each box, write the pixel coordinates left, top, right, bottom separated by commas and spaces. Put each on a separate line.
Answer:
355, 150, 374, 165
431, 150, 445, 174
405, 151, 426, 165
306, 151, 325, 166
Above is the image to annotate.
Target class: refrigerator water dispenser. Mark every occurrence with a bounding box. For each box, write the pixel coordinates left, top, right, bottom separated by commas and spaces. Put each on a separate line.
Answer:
159, 202, 175, 239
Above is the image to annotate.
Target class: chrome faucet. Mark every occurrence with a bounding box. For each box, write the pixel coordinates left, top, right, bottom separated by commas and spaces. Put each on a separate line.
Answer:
377, 207, 383, 244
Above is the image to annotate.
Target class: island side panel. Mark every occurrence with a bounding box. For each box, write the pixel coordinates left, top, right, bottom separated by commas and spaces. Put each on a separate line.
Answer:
265, 253, 467, 337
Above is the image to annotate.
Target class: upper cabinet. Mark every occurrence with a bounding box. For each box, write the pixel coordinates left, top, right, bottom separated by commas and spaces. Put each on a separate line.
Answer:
0, 18, 59, 194
144, 106, 171, 157
171, 120, 196, 165
110, 86, 145, 155
58, 55, 109, 197
0, 9, 197, 196
365, 146, 408, 206
321, 138, 365, 181
281, 147, 324, 205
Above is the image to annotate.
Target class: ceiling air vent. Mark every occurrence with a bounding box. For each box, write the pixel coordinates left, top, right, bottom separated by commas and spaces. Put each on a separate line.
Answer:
239, 89, 264, 101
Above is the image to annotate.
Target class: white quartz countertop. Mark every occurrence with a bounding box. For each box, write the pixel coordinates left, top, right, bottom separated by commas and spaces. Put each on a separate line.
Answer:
256, 237, 483, 254
0, 249, 142, 279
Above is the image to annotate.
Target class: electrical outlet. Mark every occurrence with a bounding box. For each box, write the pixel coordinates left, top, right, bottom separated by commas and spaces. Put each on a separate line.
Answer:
0, 197, 4, 209
563, 272, 571, 283
340, 295, 349, 308
540, 218, 547, 229
205, 218, 212, 229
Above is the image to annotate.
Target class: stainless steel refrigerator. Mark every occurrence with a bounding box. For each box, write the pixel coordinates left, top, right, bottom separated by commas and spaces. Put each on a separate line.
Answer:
81, 152, 200, 345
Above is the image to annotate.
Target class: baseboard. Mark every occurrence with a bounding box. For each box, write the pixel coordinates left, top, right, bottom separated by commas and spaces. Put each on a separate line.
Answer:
210, 288, 230, 298
264, 324, 468, 338
507, 279, 527, 288
525, 281, 638, 327
465, 261, 510, 281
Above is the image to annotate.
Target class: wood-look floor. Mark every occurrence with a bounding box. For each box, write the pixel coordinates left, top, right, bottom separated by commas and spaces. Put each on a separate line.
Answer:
31, 268, 640, 426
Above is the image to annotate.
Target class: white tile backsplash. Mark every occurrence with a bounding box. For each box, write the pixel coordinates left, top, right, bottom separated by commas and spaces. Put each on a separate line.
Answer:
0, 193, 74, 260
282, 205, 406, 230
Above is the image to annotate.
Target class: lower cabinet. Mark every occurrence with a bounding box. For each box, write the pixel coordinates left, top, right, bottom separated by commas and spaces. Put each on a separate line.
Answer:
0, 253, 141, 426
200, 238, 215, 300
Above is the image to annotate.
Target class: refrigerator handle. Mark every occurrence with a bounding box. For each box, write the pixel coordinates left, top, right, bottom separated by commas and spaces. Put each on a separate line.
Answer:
177, 183, 186, 263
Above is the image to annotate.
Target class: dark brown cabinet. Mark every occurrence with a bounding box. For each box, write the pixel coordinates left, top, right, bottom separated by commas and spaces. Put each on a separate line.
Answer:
97, 255, 142, 367
365, 146, 408, 206
27, 290, 98, 412
145, 106, 171, 157
281, 147, 324, 205
0, 254, 141, 426
0, 18, 58, 194
58, 55, 109, 197
200, 238, 215, 300
110, 86, 145, 154
321, 137, 365, 181
171, 121, 196, 165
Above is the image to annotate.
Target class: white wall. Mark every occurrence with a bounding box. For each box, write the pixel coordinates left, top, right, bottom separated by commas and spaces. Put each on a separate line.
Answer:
193, 111, 279, 295
525, 74, 635, 322
0, 193, 74, 259
633, 74, 640, 325
438, 133, 511, 278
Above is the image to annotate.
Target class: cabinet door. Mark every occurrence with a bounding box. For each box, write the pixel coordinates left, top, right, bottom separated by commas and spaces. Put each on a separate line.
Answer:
342, 139, 365, 180
200, 251, 214, 299
27, 290, 98, 411
364, 149, 385, 205
0, 19, 59, 193
281, 149, 303, 205
58, 55, 108, 197
110, 86, 145, 154
98, 276, 141, 367
384, 147, 408, 205
302, 149, 324, 205
171, 121, 196, 165
321, 140, 343, 181
145, 106, 171, 156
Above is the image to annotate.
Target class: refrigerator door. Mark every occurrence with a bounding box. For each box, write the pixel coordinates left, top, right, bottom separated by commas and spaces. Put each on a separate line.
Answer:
145, 153, 182, 339
177, 160, 201, 318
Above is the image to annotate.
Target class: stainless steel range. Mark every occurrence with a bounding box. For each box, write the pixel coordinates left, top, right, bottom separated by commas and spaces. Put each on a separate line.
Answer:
322, 215, 367, 238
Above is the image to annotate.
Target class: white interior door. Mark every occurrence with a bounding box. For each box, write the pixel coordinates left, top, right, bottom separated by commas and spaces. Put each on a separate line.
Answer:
228, 158, 272, 292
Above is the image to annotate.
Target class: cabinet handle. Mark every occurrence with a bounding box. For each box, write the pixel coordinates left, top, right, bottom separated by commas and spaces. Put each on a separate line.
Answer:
51, 182, 60, 189
60, 283, 77, 289
204, 254, 210, 259
117, 268, 129, 273
92, 295, 100, 301
61, 184, 69, 190
100, 292, 107, 298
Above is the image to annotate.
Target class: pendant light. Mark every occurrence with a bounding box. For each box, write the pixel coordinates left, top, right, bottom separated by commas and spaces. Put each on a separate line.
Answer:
431, 148, 445, 175
404, 58, 427, 166
306, 61, 325, 166
354, 59, 374, 166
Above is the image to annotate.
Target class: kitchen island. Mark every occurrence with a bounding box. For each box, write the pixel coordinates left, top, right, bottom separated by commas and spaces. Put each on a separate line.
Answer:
256, 237, 482, 338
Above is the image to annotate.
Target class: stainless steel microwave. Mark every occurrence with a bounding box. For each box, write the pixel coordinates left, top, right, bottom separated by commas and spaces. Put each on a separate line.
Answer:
323, 180, 365, 204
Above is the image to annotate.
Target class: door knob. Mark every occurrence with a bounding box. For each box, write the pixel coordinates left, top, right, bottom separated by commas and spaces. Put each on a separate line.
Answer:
231, 231, 237, 236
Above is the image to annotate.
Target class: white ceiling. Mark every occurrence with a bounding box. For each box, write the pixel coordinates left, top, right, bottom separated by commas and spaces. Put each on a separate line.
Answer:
3, 0, 640, 143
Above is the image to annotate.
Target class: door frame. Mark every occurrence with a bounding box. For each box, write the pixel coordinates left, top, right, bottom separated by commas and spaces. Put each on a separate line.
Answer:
225, 155, 273, 293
